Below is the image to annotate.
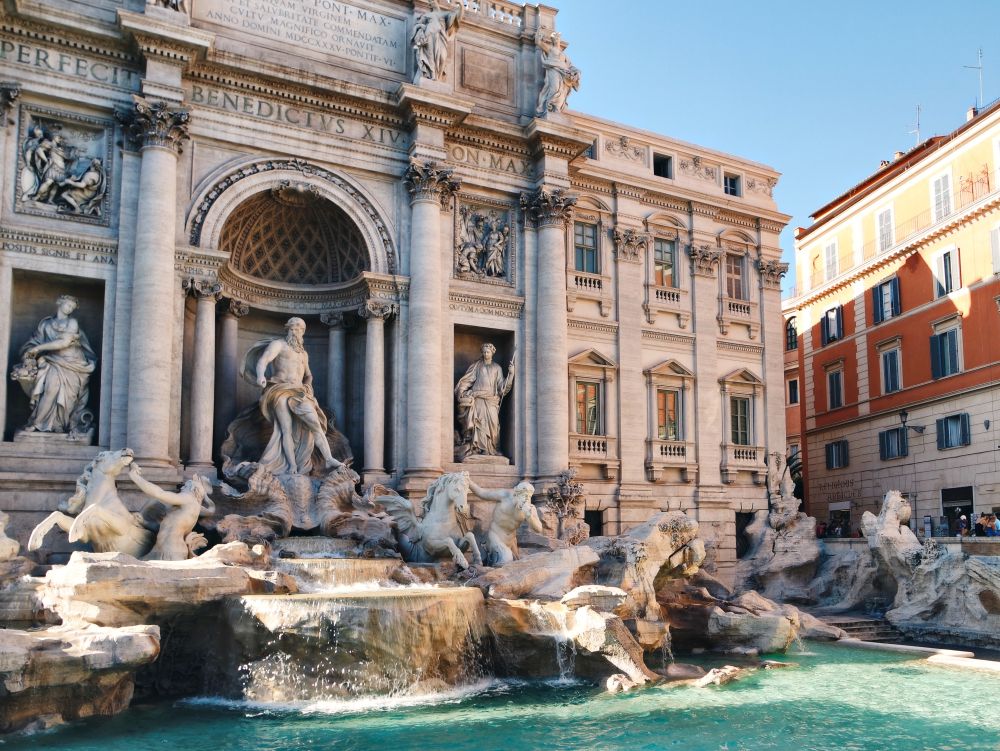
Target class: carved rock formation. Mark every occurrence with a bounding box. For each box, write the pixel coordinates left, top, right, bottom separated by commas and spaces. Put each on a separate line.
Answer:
735, 499, 821, 602
0, 624, 159, 734
468, 546, 600, 600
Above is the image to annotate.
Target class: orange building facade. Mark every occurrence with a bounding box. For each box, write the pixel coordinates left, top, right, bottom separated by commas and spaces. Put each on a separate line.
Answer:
784, 102, 1000, 536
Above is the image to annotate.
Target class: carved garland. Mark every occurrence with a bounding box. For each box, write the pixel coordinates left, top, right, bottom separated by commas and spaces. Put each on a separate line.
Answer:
605, 135, 645, 162
188, 159, 398, 274
612, 227, 649, 264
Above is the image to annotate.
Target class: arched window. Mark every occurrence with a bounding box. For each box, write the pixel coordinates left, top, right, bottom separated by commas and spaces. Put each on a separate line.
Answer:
785, 317, 798, 351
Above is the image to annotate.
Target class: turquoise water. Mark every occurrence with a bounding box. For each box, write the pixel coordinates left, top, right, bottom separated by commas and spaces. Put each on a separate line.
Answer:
5, 643, 1000, 751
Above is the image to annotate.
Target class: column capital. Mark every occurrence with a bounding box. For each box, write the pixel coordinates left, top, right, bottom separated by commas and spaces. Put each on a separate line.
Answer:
757, 259, 789, 290
116, 94, 190, 153
520, 186, 577, 228
221, 298, 249, 318
403, 160, 461, 208
358, 299, 399, 321
612, 226, 650, 264
182, 277, 221, 299
320, 311, 348, 329
688, 243, 724, 277
1, 82, 20, 119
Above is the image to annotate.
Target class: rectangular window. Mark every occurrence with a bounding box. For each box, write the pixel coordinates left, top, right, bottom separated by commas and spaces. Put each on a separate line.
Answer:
825, 439, 849, 469
574, 222, 598, 274
872, 277, 901, 323
930, 327, 960, 379
656, 388, 681, 441
724, 173, 741, 196
730, 395, 751, 446
933, 248, 958, 297
726, 253, 746, 300
881, 348, 901, 394
933, 174, 952, 222
827, 369, 843, 410
879, 427, 909, 460
653, 154, 673, 179
877, 208, 894, 252
824, 242, 838, 281
653, 238, 677, 287
936, 413, 971, 450
820, 306, 844, 345
787, 378, 799, 405
575, 381, 602, 435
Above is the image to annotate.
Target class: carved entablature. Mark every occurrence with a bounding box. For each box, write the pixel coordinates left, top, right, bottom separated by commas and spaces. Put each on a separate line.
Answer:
679, 155, 717, 182
757, 259, 789, 290
117, 94, 190, 153
16, 106, 113, 226
612, 226, 649, 264
1, 83, 20, 119
688, 244, 723, 277
454, 197, 515, 286
404, 160, 462, 208
520, 187, 577, 227
745, 175, 777, 197
605, 135, 645, 162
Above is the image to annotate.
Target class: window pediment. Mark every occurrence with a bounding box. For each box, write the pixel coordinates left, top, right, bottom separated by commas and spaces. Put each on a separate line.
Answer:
719, 367, 762, 386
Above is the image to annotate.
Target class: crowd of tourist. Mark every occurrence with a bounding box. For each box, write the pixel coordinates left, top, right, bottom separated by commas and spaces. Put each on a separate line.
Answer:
972, 513, 1000, 537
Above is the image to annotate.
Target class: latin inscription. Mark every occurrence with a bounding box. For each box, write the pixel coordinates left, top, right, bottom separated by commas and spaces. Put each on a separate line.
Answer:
188, 84, 406, 147
2, 242, 116, 265
194, 0, 406, 74
0, 38, 139, 90
448, 144, 530, 177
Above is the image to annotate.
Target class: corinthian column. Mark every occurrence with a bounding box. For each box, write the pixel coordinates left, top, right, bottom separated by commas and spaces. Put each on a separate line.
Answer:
359, 300, 398, 477
403, 161, 460, 480
523, 187, 577, 478
117, 95, 190, 465
320, 311, 348, 430
183, 278, 221, 472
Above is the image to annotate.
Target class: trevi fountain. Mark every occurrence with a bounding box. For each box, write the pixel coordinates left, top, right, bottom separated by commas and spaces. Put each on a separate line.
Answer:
1, 1, 1000, 749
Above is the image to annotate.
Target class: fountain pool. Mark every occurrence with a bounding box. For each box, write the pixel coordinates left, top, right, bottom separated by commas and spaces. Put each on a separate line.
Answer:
6, 642, 999, 751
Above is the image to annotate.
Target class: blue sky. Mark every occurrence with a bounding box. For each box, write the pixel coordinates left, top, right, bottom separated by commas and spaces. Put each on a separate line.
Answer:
555, 0, 1000, 295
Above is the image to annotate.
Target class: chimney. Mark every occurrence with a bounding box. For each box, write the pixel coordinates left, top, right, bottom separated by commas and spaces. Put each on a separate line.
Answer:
967, 106, 978, 122
893, 151, 905, 161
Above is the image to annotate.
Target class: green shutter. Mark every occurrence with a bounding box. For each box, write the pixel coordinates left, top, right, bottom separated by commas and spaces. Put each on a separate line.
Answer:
873, 285, 884, 324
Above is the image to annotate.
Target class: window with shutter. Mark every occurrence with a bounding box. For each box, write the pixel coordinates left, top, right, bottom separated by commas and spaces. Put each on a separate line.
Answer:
933, 174, 951, 222
824, 243, 838, 281
827, 370, 843, 409
881, 349, 901, 394
890, 277, 901, 316
930, 326, 960, 378
937, 413, 971, 449
877, 209, 893, 252
873, 284, 884, 324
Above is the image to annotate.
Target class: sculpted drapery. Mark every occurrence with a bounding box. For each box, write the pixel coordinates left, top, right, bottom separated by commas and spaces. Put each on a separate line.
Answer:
455, 343, 514, 459
12, 295, 96, 436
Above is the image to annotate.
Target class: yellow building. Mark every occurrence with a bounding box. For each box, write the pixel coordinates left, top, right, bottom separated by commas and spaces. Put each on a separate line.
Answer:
785, 102, 1000, 535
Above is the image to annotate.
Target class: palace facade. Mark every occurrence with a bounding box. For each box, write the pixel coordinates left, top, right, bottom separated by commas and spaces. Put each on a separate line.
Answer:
0, 0, 788, 582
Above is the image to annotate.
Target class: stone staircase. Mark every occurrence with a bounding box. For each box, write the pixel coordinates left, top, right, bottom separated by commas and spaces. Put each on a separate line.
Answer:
818, 614, 904, 643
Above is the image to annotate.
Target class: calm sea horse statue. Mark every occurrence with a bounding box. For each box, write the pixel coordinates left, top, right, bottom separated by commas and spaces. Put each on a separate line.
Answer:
28, 448, 154, 557
374, 471, 483, 569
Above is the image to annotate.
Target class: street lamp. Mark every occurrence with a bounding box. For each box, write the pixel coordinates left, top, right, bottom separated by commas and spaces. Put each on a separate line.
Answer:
898, 409, 926, 534
899, 409, 926, 434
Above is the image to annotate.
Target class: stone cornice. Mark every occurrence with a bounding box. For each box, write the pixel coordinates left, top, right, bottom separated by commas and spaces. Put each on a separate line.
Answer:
0, 14, 133, 55
569, 176, 614, 196
448, 291, 524, 319
445, 128, 531, 158
117, 9, 214, 65
568, 318, 618, 337
717, 340, 765, 356
640, 329, 696, 346
395, 84, 474, 130
525, 118, 594, 162
0, 225, 118, 256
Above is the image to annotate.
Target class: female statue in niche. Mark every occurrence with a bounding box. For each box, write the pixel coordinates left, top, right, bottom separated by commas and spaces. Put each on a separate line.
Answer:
11, 295, 97, 437
455, 343, 514, 460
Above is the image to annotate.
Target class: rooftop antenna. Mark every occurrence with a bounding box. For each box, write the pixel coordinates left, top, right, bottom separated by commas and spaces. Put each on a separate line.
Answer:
964, 47, 984, 108
908, 104, 921, 146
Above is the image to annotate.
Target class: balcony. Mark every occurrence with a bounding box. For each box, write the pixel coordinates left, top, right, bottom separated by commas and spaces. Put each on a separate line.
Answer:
566, 270, 612, 317
569, 433, 619, 480
717, 296, 759, 339
720, 443, 766, 484
644, 285, 691, 328
645, 439, 698, 482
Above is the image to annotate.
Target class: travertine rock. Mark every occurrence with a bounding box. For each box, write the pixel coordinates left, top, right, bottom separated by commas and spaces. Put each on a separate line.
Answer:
584, 511, 705, 621
0, 624, 159, 734
605, 673, 636, 693
735, 504, 820, 602
0, 512, 20, 561
561, 584, 628, 614
859, 490, 1000, 647
468, 546, 599, 599
693, 665, 747, 687
42, 547, 259, 627
484, 598, 659, 685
